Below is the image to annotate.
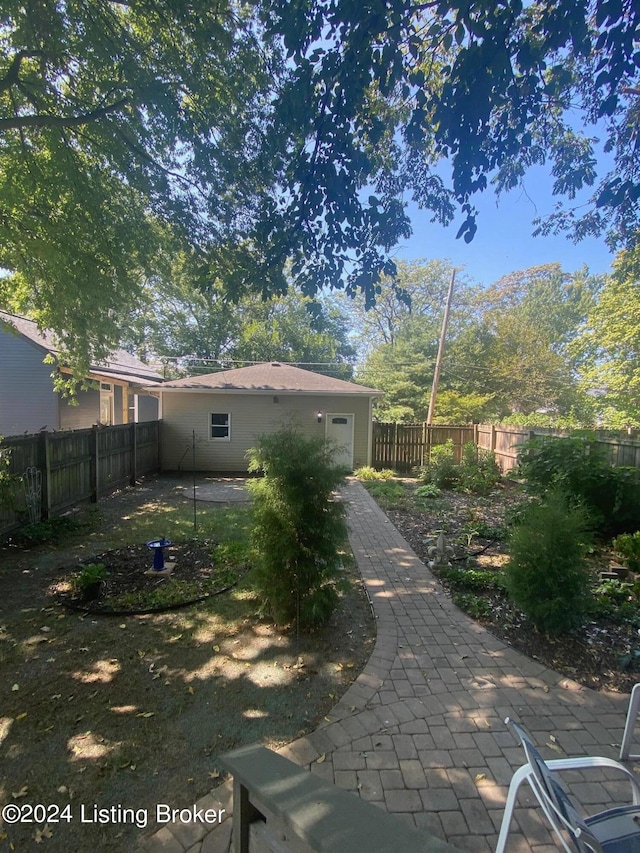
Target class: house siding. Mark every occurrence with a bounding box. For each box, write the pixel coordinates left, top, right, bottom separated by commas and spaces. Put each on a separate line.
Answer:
160, 392, 373, 472
0, 326, 59, 435
59, 388, 100, 430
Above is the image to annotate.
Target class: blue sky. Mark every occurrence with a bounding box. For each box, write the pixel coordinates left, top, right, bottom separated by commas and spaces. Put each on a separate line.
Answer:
393, 165, 615, 289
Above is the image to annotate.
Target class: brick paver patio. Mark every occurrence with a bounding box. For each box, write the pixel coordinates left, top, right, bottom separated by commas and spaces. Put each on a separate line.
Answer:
139, 479, 635, 853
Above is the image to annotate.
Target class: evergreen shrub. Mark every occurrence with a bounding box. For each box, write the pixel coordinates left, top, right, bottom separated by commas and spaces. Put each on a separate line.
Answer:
247, 428, 348, 629
506, 489, 592, 634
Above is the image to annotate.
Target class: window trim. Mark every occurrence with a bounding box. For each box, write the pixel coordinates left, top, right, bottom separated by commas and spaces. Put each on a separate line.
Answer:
209, 412, 231, 441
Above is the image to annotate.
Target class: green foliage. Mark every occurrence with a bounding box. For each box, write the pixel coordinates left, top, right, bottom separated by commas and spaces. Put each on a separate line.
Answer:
517, 433, 640, 536
415, 483, 442, 499
354, 467, 395, 481
420, 440, 501, 495
575, 247, 640, 424
0, 437, 18, 512
422, 440, 460, 489
588, 578, 640, 627
451, 593, 493, 620
2, 1, 638, 380
468, 521, 507, 541
247, 428, 348, 629
73, 563, 107, 591
13, 515, 81, 546
459, 443, 502, 495
438, 566, 507, 593
506, 490, 592, 634
362, 480, 408, 509
612, 533, 640, 573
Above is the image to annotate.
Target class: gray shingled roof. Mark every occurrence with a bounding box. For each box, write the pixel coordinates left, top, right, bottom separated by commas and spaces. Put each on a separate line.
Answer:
0, 311, 163, 385
159, 362, 381, 394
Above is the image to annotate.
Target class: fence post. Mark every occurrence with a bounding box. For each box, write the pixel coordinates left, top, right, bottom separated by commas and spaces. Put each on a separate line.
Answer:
131, 421, 137, 486
92, 425, 100, 503
39, 431, 52, 520
490, 424, 497, 453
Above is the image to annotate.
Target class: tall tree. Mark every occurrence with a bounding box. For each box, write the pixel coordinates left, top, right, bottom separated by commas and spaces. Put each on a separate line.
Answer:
355, 259, 479, 420
447, 264, 598, 417
575, 245, 640, 425
1, 1, 637, 375
0, 1, 283, 376
121, 271, 356, 379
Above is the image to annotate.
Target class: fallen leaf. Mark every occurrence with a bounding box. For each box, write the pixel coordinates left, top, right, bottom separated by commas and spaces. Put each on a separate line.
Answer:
12, 786, 28, 799
546, 741, 563, 754
208, 770, 220, 779
15, 712, 27, 721
474, 773, 487, 783
317, 753, 326, 764
11, 683, 19, 691
188, 686, 195, 694
33, 824, 53, 844
136, 711, 155, 718
213, 645, 220, 652
119, 624, 126, 630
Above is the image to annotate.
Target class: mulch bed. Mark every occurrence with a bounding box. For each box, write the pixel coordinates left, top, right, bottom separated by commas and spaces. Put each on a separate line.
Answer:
383, 481, 640, 694
50, 540, 240, 614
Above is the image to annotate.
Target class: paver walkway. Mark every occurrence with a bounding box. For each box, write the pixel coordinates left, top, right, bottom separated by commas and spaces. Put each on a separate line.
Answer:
139, 479, 635, 853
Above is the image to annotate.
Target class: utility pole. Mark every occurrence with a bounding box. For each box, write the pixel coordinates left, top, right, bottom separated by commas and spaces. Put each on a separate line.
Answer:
426, 267, 456, 425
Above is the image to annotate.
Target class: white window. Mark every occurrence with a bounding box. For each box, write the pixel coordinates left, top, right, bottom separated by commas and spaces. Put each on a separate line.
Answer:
99, 383, 114, 425
210, 412, 230, 440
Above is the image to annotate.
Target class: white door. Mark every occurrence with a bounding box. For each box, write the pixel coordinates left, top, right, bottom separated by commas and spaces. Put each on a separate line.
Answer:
326, 414, 354, 469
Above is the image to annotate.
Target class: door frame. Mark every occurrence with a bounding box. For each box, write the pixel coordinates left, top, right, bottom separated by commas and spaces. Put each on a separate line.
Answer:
325, 412, 355, 469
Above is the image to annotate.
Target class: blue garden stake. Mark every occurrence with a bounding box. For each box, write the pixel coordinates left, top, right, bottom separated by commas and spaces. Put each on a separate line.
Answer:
147, 538, 172, 571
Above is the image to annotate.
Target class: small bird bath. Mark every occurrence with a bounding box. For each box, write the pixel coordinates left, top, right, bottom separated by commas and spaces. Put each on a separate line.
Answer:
146, 538, 172, 572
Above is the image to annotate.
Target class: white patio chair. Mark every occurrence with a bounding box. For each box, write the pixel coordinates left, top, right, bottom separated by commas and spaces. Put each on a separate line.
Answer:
496, 717, 640, 853
620, 683, 640, 761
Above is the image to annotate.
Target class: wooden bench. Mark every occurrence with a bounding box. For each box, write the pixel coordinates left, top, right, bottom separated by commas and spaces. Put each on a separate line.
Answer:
220, 743, 462, 853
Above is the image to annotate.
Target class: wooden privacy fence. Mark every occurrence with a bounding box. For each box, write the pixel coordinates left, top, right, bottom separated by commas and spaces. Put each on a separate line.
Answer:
371, 423, 475, 472
0, 421, 160, 537
476, 424, 640, 473
372, 422, 640, 475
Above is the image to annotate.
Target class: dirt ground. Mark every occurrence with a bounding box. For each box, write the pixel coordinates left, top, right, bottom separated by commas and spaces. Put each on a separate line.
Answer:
0, 477, 375, 852
382, 479, 640, 695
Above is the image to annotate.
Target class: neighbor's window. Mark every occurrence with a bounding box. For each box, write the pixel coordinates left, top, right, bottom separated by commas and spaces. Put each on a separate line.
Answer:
210, 413, 230, 440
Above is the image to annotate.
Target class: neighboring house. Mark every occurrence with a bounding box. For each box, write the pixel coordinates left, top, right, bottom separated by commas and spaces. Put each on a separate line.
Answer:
155, 362, 382, 472
0, 311, 164, 436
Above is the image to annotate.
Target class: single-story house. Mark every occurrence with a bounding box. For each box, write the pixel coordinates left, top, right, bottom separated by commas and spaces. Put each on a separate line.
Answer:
0, 310, 164, 436
154, 362, 382, 472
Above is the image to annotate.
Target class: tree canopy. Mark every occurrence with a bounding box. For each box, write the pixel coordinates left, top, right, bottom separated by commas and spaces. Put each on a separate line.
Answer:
0, 0, 637, 372
358, 261, 601, 423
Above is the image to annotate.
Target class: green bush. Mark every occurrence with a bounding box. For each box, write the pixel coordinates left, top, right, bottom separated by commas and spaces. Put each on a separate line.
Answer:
362, 480, 407, 508
354, 466, 395, 481
420, 440, 501, 495
438, 565, 507, 592
247, 428, 348, 629
612, 532, 640, 572
517, 433, 640, 537
459, 442, 502, 494
451, 592, 493, 619
506, 489, 592, 634
415, 483, 442, 499
422, 440, 460, 489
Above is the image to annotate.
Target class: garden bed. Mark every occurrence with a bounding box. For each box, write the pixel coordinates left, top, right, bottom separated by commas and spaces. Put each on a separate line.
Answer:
364, 476, 640, 694
52, 540, 245, 614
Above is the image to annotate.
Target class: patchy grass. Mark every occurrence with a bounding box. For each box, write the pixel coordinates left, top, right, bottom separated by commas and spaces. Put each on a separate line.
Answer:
0, 476, 375, 852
